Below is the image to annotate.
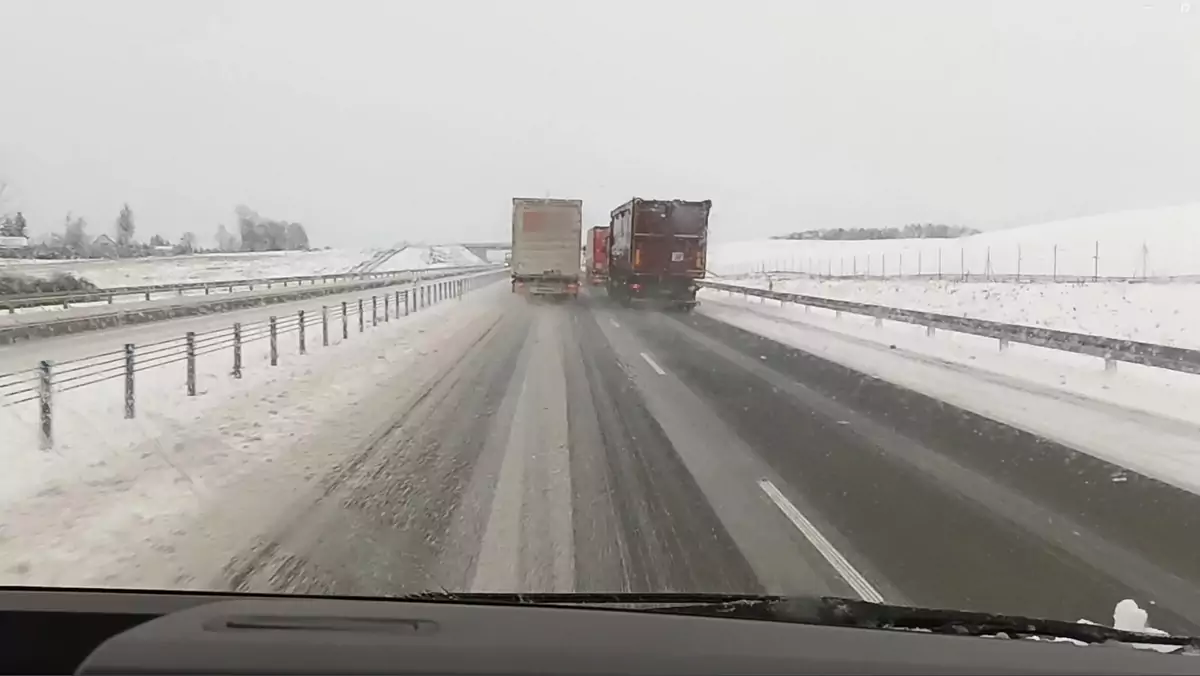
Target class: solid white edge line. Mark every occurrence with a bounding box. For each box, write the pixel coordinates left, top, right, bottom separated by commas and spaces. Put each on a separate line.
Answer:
639, 352, 667, 376
758, 478, 885, 604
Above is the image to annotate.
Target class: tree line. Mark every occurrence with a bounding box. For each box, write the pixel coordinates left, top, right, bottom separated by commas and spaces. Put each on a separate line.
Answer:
772, 223, 981, 241
0, 202, 311, 259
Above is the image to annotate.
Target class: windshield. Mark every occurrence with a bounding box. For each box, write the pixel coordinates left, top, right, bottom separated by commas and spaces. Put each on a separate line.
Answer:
1, 0, 1199, 639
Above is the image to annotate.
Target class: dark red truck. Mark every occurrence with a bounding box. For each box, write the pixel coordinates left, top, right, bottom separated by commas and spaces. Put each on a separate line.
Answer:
585, 225, 610, 285
606, 198, 710, 311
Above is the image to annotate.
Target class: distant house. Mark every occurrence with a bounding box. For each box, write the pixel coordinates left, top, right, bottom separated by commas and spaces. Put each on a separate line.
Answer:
92, 233, 118, 257
0, 236, 29, 249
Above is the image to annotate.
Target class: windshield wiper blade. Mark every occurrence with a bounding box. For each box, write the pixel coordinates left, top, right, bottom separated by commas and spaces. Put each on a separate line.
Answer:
640, 596, 1200, 650
400, 592, 1200, 650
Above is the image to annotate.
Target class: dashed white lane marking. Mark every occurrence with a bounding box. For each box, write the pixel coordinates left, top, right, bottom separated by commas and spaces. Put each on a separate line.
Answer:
758, 478, 885, 603
609, 318, 621, 328
640, 352, 667, 376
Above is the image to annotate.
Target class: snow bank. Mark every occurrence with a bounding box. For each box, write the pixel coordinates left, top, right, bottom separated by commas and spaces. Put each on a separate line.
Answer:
711, 202, 1200, 280
374, 245, 487, 272
0, 277, 505, 588
730, 276, 1200, 349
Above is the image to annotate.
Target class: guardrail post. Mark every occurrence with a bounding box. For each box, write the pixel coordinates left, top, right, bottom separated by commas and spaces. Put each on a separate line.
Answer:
233, 323, 242, 378
204, 286, 210, 296
269, 316, 278, 365
186, 332, 196, 396
298, 310, 307, 355
342, 301, 349, 339
874, 315, 883, 328
925, 325, 936, 337
383, 294, 389, 322
358, 299, 364, 332
404, 290, 410, 315
1104, 357, 1117, 372
144, 291, 151, 301
998, 338, 1009, 352
107, 294, 114, 304
395, 290, 401, 316
124, 343, 135, 419
322, 306, 329, 347
373, 296, 379, 326
38, 360, 52, 450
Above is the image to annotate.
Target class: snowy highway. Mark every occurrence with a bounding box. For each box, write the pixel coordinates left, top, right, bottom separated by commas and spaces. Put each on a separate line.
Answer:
2, 276, 1200, 633
133, 284, 1200, 634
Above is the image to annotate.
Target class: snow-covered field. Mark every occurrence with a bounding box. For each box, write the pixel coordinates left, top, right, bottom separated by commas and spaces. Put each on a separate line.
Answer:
698, 290, 1200, 499
0, 275, 505, 588
725, 275, 1200, 350
373, 244, 487, 272
710, 202, 1200, 280
1, 249, 373, 288
0, 244, 493, 289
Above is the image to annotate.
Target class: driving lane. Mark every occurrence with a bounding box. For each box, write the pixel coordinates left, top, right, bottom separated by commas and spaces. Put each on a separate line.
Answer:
217, 287, 1200, 634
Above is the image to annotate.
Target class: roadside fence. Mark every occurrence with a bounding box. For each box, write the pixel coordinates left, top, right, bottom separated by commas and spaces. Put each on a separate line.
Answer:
698, 279, 1200, 377
718, 239, 1200, 284
0, 270, 503, 449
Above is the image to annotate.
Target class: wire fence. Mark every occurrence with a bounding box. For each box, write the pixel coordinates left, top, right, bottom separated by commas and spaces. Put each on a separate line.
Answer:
716, 240, 1200, 284
699, 279, 1200, 376
0, 264, 495, 313
0, 271, 502, 449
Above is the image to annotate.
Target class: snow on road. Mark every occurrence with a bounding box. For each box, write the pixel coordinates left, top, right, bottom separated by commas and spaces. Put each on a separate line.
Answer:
698, 289, 1200, 498
710, 202, 1200, 279
0, 275, 505, 588
727, 276, 1200, 349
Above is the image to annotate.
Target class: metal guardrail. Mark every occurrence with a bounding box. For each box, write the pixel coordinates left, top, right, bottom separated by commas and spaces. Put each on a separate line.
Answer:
0, 264, 496, 311
0, 266, 500, 345
0, 268, 507, 449
698, 280, 1200, 376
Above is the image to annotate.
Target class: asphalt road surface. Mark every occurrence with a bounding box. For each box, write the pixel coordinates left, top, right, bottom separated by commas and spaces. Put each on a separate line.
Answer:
218, 287, 1200, 634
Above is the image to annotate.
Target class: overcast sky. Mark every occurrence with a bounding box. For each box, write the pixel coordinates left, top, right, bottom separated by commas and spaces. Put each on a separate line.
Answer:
1, 0, 1197, 248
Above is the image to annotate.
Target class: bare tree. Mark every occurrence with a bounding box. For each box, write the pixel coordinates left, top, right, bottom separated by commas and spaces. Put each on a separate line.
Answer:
179, 231, 197, 253
215, 223, 239, 251
115, 203, 135, 247
64, 213, 89, 253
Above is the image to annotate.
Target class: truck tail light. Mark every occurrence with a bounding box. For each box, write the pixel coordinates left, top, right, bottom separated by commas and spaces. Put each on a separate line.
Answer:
634, 248, 642, 268
631, 283, 642, 291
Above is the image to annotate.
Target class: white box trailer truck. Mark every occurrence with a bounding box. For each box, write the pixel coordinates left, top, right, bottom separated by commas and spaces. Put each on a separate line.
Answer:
510, 197, 583, 299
